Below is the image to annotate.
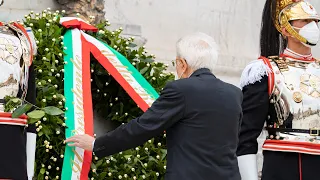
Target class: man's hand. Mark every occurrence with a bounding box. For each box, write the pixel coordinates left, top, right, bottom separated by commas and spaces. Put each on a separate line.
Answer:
65, 134, 95, 151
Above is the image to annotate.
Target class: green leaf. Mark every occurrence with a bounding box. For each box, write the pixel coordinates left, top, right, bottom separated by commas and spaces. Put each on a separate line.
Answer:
40, 168, 45, 174
12, 104, 32, 118
10, 98, 21, 103
98, 172, 107, 179
139, 67, 149, 75
28, 118, 40, 124
142, 58, 154, 63
43, 106, 64, 116
27, 110, 45, 119
128, 43, 137, 48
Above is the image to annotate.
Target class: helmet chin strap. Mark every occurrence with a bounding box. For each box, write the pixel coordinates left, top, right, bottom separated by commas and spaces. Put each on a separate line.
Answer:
282, 16, 317, 47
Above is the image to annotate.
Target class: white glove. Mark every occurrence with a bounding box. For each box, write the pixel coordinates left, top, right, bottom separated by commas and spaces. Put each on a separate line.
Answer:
237, 154, 259, 180
27, 132, 37, 180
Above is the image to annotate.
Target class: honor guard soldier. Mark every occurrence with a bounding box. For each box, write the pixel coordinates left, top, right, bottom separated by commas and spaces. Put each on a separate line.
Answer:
237, 0, 320, 180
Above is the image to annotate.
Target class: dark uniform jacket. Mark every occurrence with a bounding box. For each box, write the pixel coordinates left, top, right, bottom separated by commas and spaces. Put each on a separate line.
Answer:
93, 68, 243, 180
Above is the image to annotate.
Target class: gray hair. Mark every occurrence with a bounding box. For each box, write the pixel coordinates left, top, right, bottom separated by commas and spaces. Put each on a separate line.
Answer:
176, 32, 219, 72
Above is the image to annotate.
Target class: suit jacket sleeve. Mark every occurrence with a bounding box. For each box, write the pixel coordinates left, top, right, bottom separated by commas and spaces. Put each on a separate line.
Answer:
93, 81, 185, 158
236, 76, 269, 156
25, 64, 37, 134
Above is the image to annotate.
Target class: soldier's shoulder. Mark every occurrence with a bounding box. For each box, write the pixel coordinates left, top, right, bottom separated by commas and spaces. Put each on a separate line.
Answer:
239, 58, 271, 89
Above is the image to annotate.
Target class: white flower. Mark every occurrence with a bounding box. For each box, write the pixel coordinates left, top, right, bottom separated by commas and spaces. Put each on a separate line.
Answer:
56, 176, 59, 179
76, 13, 80, 16
52, 38, 56, 42
51, 69, 54, 72
60, 36, 64, 39
42, 99, 46, 102
115, 112, 118, 115
35, 17, 39, 20
38, 29, 42, 32
158, 143, 161, 146
106, 160, 110, 164
53, 158, 57, 162
144, 163, 147, 167
48, 165, 51, 169
108, 172, 112, 176
56, 10, 60, 13
92, 169, 96, 173
125, 47, 129, 50
118, 175, 122, 179
53, 95, 57, 98
156, 172, 159, 176
60, 154, 64, 158
42, 57, 47, 60
30, 11, 34, 14
59, 53, 63, 57
36, 128, 40, 132
164, 133, 166, 137
45, 48, 49, 51
29, 23, 33, 27
56, 73, 60, 77
56, 131, 60, 134
125, 113, 128, 116
113, 45, 117, 49
47, 7, 51, 10
127, 157, 131, 161
46, 23, 50, 27
148, 140, 152, 143
135, 54, 139, 57
36, 13, 40, 16
156, 155, 160, 159
105, 82, 109, 86
54, 85, 58, 88
62, 10, 66, 13
133, 176, 136, 180
55, 60, 59, 64
38, 82, 42, 85
107, 22, 111, 26
45, 176, 49, 180
132, 62, 136, 65
59, 101, 63, 105
145, 147, 148, 151
164, 166, 166, 169
131, 168, 135, 172
62, 123, 66, 127
95, 157, 98, 160
111, 32, 115, 35
103, 93, 107, 97
147, 63, 150, 67
43, 13, 46, 17
64, 46, 67, 50
142, 175, 146, 179
137, 154, 140, 158
115, 97, 118, 101
135, 147, 139, 151
43, 117, 47, 121
152, 77, 156, 80
99, 30, 105, 34
109, 103, 113, 107
36, 40, 39, 44
124, 174, 128, 178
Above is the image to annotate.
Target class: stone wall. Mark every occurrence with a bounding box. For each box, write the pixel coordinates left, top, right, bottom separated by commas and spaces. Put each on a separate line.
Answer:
0, 0, 58, 21
104, 0, 320, 86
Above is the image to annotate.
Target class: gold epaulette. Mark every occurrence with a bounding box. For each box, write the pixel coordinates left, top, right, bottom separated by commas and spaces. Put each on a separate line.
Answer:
268, 56, 289, 72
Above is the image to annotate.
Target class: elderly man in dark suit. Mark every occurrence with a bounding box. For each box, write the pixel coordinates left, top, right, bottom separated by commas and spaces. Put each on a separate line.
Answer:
66, 32, 242, 180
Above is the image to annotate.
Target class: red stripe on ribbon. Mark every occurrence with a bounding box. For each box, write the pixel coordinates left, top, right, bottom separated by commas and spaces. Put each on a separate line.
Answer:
79, 35, 94, 180
61, 20, 98, 32
87, 41, 150, 112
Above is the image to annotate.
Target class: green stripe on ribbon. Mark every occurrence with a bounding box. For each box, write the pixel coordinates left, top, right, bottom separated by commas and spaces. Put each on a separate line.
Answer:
100, 41, 159, 100
61, 29, 76, 180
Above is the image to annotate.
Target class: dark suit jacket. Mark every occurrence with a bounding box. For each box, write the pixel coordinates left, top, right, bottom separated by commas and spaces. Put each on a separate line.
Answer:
93, 68, 243, 180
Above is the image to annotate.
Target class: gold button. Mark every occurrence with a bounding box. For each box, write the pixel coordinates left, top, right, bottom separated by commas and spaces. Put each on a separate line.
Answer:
293, 92, 302, 103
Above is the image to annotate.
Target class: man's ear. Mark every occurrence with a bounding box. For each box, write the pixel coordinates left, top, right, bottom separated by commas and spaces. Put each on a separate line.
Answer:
282, 27, 290, 38
180, 58, 188, 71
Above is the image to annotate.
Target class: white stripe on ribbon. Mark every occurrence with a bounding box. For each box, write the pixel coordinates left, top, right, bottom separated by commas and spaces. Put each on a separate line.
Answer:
80, 32, 155, 106
70, 29, 85, 179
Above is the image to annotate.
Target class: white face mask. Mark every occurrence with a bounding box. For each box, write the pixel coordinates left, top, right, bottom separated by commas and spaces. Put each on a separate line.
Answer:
293, 21, 320, 47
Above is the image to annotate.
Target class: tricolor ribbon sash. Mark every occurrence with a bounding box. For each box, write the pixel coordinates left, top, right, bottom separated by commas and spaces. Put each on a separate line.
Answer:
60, 17, 159, 180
